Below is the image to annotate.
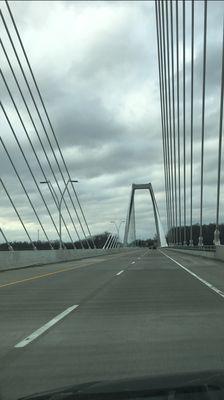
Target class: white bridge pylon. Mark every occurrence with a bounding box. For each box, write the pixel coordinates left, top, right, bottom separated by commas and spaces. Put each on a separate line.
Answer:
123, 183, 167, 247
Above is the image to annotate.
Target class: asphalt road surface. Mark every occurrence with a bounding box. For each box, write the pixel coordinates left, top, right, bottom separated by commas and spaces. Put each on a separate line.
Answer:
1, 249, 224, 399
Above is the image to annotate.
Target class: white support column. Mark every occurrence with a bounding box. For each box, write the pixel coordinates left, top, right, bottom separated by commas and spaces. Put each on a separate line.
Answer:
123, 183, 167, 247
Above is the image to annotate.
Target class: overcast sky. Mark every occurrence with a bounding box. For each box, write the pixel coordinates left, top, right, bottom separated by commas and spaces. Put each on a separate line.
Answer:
0, 0, 224, 244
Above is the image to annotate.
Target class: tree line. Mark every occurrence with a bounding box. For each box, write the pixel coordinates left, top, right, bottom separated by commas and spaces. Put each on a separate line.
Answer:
167, 223, 224, 245
0, 232, 111, 251
0, 224, 222, 250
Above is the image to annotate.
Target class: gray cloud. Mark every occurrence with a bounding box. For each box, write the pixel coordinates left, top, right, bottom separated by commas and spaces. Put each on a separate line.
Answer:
0, 0, 223, 243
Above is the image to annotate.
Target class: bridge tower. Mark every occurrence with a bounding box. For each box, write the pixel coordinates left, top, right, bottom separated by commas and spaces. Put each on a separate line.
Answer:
123, 183, 167, 247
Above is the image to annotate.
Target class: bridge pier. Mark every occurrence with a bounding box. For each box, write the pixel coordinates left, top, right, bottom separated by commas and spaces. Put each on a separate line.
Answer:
123, 183, 167, 247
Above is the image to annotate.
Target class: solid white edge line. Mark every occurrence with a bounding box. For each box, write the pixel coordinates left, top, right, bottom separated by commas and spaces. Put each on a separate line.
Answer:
15, 305, 79, 348
116, 270, 124, 276
159, 250, 224, 299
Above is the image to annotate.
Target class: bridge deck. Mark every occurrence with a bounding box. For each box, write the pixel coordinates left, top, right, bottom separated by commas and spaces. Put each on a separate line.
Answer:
1, 249, 224, 399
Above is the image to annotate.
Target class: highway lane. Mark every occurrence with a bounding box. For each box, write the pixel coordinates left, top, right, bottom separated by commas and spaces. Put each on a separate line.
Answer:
0, 249, 140, 358
1, 249, 224, 399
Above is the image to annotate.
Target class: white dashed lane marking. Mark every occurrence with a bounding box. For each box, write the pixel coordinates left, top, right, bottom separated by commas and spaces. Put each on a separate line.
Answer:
116, 270, 124, 276
15, 305, 79, 348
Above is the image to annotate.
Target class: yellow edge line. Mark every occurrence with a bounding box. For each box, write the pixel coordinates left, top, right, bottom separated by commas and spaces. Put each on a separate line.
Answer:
0, 265, 77, 289
0, 250, 138, 289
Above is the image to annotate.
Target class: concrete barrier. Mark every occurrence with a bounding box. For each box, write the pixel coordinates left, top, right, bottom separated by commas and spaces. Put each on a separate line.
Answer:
0, 247, 136, 272
163, 246, 224, 263
215, 245, 224, 262
163, 247, 216, 259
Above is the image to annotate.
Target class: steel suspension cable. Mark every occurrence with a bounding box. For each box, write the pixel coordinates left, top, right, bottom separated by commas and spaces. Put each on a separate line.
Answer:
161, 0, 173, 245
190, 0, 195, 246
0, 11, 91, 248
165, 0, 175, 244
159, 0, 172, 241
103, 233, 111, 249
159, 3, 171, 238
170, 0, 178, 245
0, 102, 61, 240
0, 178, 36, 250
0, 67, 78, 249
182, 0, 187, 245
106, 234, 114, 250
0, 227, 13, 251
214, 18, 224, 245
155, 1, 170, 237
176, 0, 182, 244
0, 137, 53, 249
199, 0, 208, 247
5, 1, 95, 249
0, 40, 82, 247
158, 6, 172, 238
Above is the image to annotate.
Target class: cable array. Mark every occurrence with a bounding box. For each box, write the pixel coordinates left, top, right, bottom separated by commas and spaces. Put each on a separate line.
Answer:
155, 0, 224, 246
0, 1, 95, 249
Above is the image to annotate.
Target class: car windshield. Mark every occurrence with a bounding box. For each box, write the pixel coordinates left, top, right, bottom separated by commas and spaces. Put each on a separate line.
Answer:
1, 1, 224, 399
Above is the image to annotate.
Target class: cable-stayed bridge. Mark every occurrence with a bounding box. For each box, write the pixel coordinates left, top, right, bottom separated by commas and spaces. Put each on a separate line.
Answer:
2, 2, 224, 399
1, 0, 224, 255
155, 0, 224, 248
0, 1, 95, 251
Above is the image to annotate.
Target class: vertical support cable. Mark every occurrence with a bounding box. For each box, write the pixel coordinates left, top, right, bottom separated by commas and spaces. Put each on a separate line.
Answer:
158, 1, 172, 241
155, 0, 170, 239
161, 1, 173, 245
176, 0, 182, 244
170, 0, 178, 245
182, 0, 187, 245
214, 18, 224, 246
198, 0, 207, 247
165, 0, 175, 244
190, 0, 195, 246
